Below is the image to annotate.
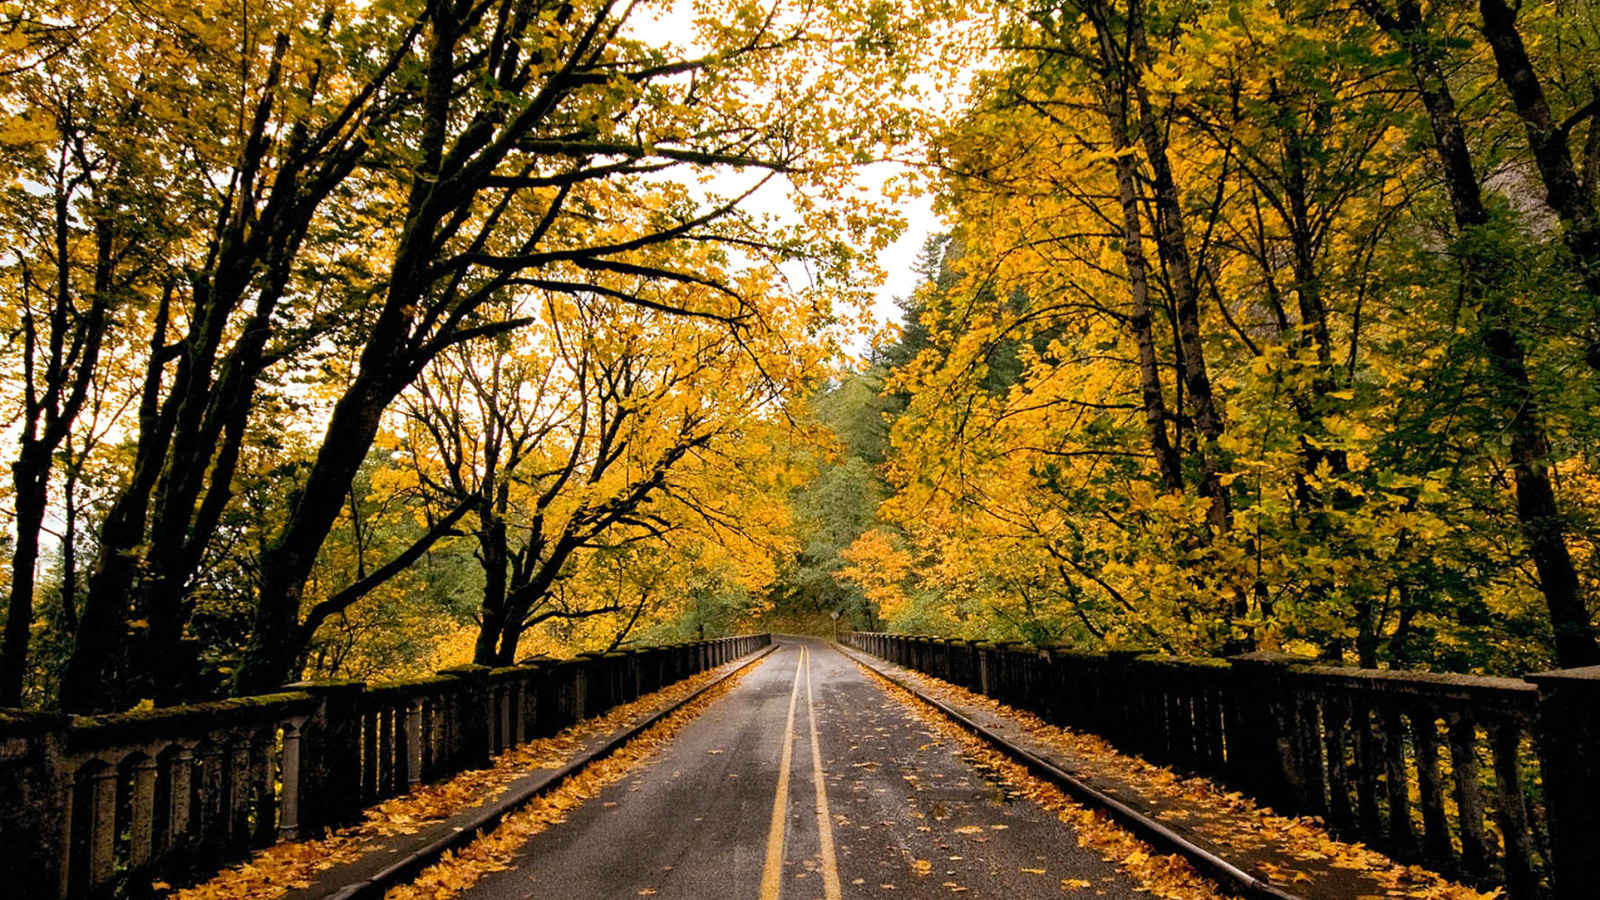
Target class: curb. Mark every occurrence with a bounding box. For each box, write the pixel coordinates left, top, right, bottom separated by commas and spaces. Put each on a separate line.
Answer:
313, 644, 780, 900
838, 644, 1307, 900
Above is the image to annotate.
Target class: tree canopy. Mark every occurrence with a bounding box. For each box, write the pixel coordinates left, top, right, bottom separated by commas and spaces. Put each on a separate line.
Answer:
3, 0, 1599, 710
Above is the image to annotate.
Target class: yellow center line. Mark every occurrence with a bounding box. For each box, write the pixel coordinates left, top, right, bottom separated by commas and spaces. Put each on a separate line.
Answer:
760, 646, 806, 900
806, 646, 843, 900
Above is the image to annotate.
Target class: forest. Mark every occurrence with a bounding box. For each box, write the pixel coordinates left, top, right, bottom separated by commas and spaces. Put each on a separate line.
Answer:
2, 0, 1598, 714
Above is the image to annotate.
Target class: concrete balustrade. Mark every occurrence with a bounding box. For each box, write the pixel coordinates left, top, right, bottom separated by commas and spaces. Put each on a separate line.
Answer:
844, 631, 1599, 900
0, 634, 771, 899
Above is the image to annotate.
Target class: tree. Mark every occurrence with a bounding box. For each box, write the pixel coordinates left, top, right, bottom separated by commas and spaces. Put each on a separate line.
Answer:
846, 0, 1600, 672
1359, 0, 1600, 666
399, 288, 815, 666
0, 11, 178, 704
6, 0, 925, 710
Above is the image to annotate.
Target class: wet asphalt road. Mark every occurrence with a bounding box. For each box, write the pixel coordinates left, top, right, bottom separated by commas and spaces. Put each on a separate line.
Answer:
457, 637, 1141, 899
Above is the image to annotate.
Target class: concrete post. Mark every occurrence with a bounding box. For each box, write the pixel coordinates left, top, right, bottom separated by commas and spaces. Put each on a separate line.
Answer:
85, 762, 117, 887
437, 665, 492, 769
1227, 651, 1311, 811
282, 679, 366, 832
1527, 665, 1600, 900
129, 754, 158, 867
0, 710, 70, 899
168, 745, 194, 848
976, 642, 993, 696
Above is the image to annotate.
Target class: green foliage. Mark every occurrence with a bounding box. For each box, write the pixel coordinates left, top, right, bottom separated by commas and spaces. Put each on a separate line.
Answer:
840, 0, 1600, 675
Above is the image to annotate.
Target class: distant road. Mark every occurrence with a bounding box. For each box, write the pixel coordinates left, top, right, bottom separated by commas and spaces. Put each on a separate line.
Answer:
456, 637, 1142, 899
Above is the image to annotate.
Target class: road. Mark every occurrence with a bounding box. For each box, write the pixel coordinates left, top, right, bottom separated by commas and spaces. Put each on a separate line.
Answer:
457, 637, 1142, 899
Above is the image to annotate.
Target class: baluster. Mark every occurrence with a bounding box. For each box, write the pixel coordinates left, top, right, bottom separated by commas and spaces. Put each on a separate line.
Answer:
445, 693, 459, 770
1175, 683, 1195, 763
497, 683, 512, 754
1447, 713, 1491, 878
425, 697, 441, 778
438, 695, 451, 771
521, 672, 540, 740
167, 746, 194, 848
401, 699, 423, 788
1200, 684, 1218, 768
1296, 695, 1325, 814
362, 712, 379, 802
439, 695, 457, 773
1352, 702, 1384, 837
279, 723, 302, 840
1192, 685, 1211, 767
511, 679, 527, 747
58, 774, 74, 899
1163, 680, 1185, 762
129, 755, 158, 871
378, 706, 395, 796
1208, 686, 1228, 771
1489, 722, 1538, 896
1323, 698, 1355, 830
252, 730, 277, 846
1412, 712, 1454, 867
390, 702, 409, 792
1380, 708, 1415, 857
195, 742, 224, 851
84, 762, 118, 889
228, 734, 253, 851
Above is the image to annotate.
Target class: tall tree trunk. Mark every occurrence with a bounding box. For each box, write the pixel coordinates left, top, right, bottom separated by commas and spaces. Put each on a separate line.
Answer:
236, 376, 400, 693
1091, 25, 1184, 494
1476, 0, 1600, 370
11, 206, 115, 710
1122, 0, 1233, 533
234, 4, 464, 695
60, 288, 181, 712
473, 506, 511, 666
1476, 0, 1600, 302
1079, 0, 1243, 640
62, 29, 375, 709
0, 450, 51, 706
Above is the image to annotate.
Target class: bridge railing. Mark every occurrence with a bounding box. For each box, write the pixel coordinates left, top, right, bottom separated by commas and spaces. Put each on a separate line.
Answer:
842, 631, 1600, 900
0, 634, 771, 899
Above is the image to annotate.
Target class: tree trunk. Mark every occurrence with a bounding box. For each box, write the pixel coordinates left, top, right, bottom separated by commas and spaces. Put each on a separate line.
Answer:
473, 507, 511, 666
235, 376, 399, 694
238, 309, 439, 691
1122, 0, 1233, 532
59, 523, 143, 711
1477, 0, 1600, 299
1092, 31, 1184, 494
0, 449, 51, 706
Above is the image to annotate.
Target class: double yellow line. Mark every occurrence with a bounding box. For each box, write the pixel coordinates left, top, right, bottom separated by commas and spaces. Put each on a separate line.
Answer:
759, 646, 842, 900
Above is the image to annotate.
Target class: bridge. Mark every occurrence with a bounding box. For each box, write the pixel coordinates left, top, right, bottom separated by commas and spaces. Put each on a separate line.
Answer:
3, 635, 1598, 900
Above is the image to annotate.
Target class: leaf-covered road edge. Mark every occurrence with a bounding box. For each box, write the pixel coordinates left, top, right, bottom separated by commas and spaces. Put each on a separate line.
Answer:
862, 660, 1503, 900
379, 661, 762, 900
164, 661, 753, 900
857, 660, 1237, 900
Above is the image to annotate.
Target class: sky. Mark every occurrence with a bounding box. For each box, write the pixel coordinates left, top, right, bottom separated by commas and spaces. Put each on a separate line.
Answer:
868, 188, 940, 328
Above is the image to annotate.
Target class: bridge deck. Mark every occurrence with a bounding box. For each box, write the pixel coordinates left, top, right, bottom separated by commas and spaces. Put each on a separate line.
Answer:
454, 637, 1142, 900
